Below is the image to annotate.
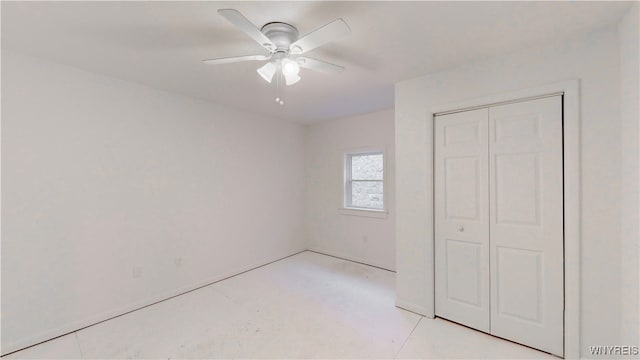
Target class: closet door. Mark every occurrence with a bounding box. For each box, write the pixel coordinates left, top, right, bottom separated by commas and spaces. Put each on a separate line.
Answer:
435, 108, 490, 332
488, 96, 564, 356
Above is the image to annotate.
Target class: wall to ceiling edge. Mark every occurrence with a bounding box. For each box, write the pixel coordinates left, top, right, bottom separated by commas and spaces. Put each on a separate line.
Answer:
395, 12, 638, 358
1, 50, 306, 355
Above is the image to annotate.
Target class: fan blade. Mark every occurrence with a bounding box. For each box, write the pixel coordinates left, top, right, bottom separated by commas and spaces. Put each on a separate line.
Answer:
289, 19, 350, 54
203, 55, 269, 65
218, 9, 276, 51
257, 62, 277, 83
284, 73, 301, 86
297, 57, 345, 74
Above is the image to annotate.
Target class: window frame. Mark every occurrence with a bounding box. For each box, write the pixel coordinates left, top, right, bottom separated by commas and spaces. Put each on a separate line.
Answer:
342, 149, 387, 214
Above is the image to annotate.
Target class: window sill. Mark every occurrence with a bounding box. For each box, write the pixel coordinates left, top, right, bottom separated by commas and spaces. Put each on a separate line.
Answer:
339, 207, 388, 219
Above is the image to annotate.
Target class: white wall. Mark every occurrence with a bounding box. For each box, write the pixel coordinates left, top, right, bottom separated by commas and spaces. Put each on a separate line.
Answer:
1, 50, 305, 354
304, 109, 395, 271
395, 24, 630, 357
618, 2, 639, 347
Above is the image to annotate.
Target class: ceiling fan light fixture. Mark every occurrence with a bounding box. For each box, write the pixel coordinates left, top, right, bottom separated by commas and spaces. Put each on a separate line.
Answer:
284, 73, 301, 86
207, 9, 350, 91
257, 62, 277, 83
281, 58, 300, 76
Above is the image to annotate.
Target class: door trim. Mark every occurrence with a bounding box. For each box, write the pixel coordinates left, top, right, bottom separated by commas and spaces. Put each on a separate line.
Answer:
434, 92, 564, 116
429, 80, 580, 358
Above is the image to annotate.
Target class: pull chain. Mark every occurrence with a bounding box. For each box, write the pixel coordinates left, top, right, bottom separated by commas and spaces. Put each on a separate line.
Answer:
274, 62, 284, 106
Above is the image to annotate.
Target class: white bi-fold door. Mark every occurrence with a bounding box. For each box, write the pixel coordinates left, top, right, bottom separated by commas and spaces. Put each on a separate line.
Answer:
434, 96, 564, 356
434, 107, 491, 332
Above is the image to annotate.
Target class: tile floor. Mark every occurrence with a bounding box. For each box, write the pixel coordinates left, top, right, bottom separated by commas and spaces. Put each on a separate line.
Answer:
4, 251, 554, 359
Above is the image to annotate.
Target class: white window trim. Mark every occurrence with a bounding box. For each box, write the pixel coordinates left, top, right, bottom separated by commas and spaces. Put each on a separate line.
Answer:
341, 147, 387, 217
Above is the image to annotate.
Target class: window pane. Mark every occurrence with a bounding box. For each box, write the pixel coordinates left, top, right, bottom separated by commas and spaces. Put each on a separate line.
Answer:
350, 181, 384, 209
351, 154, 383, 180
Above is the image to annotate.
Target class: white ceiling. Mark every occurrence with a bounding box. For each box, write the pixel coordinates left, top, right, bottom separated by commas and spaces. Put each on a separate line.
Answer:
1, 1, 631, 123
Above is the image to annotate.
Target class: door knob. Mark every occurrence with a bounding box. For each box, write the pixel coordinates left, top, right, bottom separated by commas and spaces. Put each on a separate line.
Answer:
457, 225, 464, 232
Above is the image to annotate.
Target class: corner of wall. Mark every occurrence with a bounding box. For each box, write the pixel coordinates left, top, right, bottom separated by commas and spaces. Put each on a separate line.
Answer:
617, 2, 640, 348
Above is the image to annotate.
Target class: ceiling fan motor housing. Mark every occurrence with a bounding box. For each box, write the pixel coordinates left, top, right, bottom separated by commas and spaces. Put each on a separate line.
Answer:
261, 22, 299, 53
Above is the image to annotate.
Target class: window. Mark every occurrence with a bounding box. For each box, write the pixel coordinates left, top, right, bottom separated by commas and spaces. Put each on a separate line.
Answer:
344, 151, 384, 211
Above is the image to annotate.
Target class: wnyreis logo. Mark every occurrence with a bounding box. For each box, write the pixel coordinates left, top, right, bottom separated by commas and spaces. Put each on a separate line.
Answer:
589, 345, 639, 356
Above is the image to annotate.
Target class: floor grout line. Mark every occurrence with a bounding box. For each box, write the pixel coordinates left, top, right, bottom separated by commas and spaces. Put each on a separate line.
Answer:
306, 249, 396, 273
395, 315, 423, 358
74, 332, 84, 359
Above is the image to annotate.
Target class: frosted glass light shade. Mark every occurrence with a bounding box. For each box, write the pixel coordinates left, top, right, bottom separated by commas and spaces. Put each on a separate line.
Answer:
282, 58, 300, 76
257, 62, 277, 83
284, 73, 300, 86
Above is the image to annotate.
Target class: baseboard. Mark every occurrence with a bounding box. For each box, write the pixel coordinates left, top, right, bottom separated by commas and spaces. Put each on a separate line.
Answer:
307, 247, 396, 272
1, 248, 306, 356
395, 299, 431, 317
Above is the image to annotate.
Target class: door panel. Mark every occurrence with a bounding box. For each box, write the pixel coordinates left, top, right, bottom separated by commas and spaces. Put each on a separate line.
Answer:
435, 108, 490, 333
494, 152, 540, 225
496, 247, 543, 323
445, 239, 482, 306
488, 96, 564, 356
445, 156, 480, 220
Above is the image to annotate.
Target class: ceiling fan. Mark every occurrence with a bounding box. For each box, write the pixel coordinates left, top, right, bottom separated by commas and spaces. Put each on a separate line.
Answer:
203, 9, 351, 87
